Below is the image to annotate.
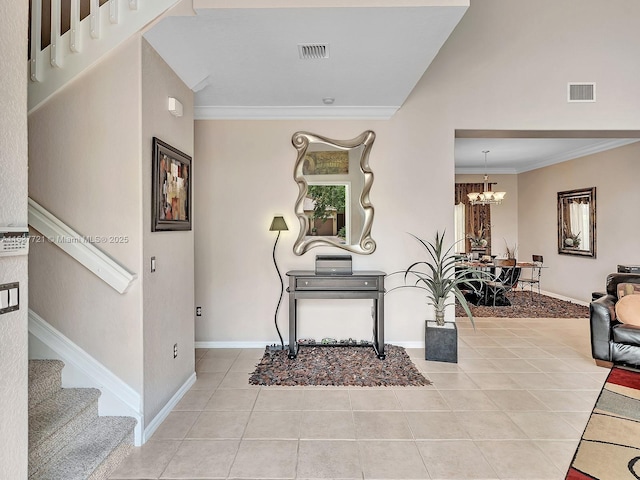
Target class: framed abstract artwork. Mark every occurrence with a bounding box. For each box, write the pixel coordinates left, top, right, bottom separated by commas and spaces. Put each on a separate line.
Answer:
152, 137, 192, 232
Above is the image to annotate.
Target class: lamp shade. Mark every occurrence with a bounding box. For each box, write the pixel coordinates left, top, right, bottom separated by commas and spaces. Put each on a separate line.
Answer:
269, 216, 288, 231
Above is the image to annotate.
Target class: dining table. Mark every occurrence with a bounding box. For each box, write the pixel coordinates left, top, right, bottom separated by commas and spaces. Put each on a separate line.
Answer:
456, 260, 545, 306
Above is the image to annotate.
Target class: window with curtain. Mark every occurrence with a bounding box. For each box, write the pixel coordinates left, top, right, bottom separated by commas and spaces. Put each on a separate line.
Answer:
454, 183, 492, 253
569, 201, 590, 248
454, 203, 465, 253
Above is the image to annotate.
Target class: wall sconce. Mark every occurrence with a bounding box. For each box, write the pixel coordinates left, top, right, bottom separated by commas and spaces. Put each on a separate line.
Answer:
168, 97, 183, 117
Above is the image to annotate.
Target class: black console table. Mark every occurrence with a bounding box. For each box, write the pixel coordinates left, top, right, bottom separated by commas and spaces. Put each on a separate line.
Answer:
286, 270, 386, 359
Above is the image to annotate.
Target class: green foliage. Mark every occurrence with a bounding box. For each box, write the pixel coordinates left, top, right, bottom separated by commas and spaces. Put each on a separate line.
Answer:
389, 231, 488, 327
308, 185, 346, 221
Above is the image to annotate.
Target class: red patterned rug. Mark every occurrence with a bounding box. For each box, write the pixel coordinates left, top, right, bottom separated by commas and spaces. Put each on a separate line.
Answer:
566, 366, 640, 479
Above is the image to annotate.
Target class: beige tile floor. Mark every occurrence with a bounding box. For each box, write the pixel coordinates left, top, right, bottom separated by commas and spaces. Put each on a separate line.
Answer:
110, 316, 609, 480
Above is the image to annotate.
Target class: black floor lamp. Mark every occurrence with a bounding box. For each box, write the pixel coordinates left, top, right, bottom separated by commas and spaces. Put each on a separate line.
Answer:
269, 215, 288, 350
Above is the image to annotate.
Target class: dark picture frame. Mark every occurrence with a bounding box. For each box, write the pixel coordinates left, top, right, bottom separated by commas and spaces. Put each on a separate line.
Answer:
152, 137, 192, 232
557, 187, 596, 258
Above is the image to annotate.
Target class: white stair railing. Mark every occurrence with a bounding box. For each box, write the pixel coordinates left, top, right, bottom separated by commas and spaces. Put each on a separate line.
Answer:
28, 0, 179, 113
28, 198, 137, 294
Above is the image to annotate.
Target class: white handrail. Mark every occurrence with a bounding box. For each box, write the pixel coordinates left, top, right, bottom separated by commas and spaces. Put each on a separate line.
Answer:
28, 198, 137, 294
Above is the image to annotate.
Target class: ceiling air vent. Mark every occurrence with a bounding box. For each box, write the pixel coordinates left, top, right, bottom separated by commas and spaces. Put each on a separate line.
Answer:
298, 43, 330, 60
568, 82, 596, 102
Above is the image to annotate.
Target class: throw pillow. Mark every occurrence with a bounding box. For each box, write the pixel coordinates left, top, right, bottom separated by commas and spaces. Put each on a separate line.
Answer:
617, 282, 640, 299
615, 294, 640, 326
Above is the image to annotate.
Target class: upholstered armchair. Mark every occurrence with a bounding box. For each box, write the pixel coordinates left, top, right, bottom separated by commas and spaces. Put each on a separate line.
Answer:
590, 273, 640, 367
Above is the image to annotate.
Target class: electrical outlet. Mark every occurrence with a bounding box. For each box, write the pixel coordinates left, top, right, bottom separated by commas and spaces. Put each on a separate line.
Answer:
196, 306, 202, 316
173, 343, 178, 358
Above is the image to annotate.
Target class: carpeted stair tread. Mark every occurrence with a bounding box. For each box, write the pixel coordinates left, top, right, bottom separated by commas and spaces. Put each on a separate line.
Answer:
30, 416, 137, 480
29, 360, 64, 408
29, 388, 101, 477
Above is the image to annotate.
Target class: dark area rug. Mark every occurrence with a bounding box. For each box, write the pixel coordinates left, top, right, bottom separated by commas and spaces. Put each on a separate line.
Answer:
249, 344, 431, 387
455, 291, 589, 318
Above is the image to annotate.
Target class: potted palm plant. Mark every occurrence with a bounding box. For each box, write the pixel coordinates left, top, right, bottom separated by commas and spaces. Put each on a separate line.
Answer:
389, 231, 487, 362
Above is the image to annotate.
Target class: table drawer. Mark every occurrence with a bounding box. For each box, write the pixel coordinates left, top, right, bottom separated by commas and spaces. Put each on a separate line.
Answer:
295, 276, 379, 291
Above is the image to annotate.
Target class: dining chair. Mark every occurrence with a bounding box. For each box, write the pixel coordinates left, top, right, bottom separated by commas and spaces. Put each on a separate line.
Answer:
519, 254, 543, 295
484, 258, 521, 306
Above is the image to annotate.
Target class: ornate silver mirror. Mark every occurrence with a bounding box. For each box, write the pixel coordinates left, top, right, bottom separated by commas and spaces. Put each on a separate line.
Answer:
557, 187, 596, 257
292, 130, 376, 256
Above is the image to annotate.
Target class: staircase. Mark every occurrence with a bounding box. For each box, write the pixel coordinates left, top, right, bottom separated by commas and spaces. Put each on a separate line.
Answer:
28, 360, 137, 480
28, 0, 180, 113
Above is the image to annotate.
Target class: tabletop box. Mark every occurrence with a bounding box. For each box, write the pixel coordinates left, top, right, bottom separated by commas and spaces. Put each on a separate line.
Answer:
618, 265, 640, 274
315, 254, 353, 275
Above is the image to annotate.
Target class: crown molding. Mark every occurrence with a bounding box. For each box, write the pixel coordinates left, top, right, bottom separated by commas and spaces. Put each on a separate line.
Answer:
456, 139, 640, 175
194, 105, 398, 120
514, 139, 640, 173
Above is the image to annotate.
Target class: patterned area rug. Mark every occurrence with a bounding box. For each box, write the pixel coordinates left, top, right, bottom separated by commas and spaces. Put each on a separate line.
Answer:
249, 344, 430, 387
455, 291, 589, 318
567, 366, 640, 479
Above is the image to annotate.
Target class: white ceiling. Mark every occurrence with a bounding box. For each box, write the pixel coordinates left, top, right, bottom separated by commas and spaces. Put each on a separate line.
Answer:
455, 137, 640, 174
144, 4, 640, 172
143, 2, 468, 119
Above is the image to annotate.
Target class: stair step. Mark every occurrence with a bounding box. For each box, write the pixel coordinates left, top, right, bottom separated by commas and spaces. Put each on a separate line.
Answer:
29, 388, 101, 478
30, 416, 137, 480
29, 360, 64, 408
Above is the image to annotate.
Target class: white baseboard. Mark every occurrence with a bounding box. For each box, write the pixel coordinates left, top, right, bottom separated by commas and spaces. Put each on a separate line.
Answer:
195, 341, 273, 349
29, 309, 143, 445
196, 291, 590, 353
539, 289, 589, 307
143, 372, 196, 443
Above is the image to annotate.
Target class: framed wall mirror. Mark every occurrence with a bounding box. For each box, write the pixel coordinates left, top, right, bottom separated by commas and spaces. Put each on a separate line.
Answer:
292, 130, 376, 256
557, 187, 596, 257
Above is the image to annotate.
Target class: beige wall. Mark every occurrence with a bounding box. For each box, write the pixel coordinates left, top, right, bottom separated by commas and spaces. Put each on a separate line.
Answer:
28, 34, 196, 431
0, 2, 29, 477
455, 173, 518, 257
518, 142, 640, 302
141, 39, 195, 427
29, 36, 144, 392
194, 0, 640, 345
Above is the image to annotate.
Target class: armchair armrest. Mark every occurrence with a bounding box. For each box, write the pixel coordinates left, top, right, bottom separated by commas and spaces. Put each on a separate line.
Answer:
590, 295, 617, 361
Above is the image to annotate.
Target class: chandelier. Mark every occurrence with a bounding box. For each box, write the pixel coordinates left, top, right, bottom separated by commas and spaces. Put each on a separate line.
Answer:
466, 150, 506, 205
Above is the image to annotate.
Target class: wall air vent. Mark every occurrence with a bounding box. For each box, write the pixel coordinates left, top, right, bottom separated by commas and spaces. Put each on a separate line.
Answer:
568, 82, 596, 102
298, 43, 330, 60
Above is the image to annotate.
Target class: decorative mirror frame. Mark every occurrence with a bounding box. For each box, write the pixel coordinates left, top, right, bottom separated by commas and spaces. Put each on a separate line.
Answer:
292, 130, 376, 256
557, 187, 596, 258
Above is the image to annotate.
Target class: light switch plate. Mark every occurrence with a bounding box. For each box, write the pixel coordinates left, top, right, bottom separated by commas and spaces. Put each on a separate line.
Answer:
0, 282, 19, 314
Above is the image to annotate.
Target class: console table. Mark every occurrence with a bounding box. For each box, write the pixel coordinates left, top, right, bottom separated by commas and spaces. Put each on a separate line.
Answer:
286, 270, 386, 359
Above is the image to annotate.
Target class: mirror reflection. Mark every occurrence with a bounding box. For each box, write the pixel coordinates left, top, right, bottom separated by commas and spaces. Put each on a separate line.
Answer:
305, 184, 350, 244
557, 187, 596, 257
292, 131, 376, 255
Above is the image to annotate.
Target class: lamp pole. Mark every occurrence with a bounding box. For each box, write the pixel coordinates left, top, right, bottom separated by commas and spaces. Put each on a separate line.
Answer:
269, 216, 288, 350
